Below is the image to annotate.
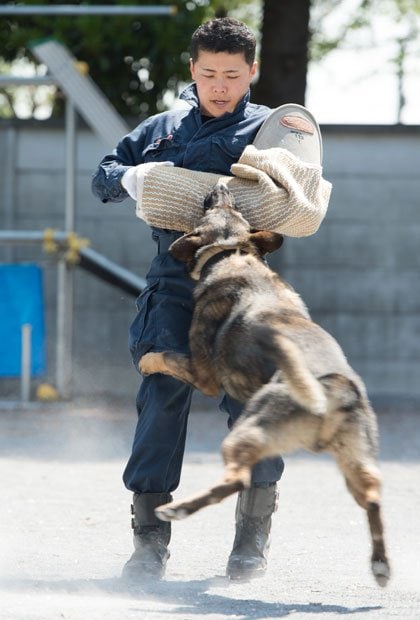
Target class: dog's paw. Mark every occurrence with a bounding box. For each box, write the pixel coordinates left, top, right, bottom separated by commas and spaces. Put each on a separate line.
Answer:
155, 504, 189, 522
372, 559, 391, 588
139, 352, 162, 375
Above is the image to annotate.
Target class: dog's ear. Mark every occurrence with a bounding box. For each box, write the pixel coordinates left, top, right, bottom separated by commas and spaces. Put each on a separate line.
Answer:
249, 231, 284, 255
169, 232, 202, 262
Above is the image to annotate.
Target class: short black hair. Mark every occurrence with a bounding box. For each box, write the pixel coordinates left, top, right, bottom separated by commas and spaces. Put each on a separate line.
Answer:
191, 17, 256, 66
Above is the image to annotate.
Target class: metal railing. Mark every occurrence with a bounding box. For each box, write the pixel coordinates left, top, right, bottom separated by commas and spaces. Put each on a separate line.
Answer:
0, 5, 177, 16
0, 230, 146, 402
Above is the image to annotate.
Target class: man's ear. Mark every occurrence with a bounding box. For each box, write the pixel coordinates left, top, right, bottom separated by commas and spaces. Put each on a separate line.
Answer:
169, 232, 202, 262
249, 231, 284, 255
189, 58, 195, 81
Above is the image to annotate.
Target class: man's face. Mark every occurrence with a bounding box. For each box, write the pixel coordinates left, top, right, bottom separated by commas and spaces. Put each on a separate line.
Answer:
190, 50, 257, 118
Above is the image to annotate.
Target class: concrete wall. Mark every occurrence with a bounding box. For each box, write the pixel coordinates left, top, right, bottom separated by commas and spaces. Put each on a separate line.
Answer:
1, 119, 419, 403
278, 126, 420, 405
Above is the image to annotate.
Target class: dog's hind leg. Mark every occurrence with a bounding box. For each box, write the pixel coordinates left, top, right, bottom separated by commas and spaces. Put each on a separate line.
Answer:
331, 434, 390, 587
244, 380, 391, 586
222, 383, 391, 587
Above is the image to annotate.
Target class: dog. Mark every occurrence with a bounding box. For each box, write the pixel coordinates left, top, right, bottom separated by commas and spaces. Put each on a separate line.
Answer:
140, 183, 390, 586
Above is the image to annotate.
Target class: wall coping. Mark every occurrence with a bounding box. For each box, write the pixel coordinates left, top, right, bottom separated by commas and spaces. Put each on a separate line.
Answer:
1, 117, 420, 135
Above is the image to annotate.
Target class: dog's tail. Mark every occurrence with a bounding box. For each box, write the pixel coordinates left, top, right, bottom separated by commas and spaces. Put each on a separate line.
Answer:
257, 327, 327, 415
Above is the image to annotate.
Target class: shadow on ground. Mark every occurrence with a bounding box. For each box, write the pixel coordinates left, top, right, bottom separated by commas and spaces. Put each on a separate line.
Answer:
0, 575, 382, 618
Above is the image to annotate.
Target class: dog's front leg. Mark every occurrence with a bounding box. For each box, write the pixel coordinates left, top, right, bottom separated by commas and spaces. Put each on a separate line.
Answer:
155, 477, 246, 522
139, 351, 220, 396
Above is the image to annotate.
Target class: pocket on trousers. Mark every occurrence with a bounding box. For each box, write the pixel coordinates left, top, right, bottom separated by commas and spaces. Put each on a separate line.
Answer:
128, 281, 159, 361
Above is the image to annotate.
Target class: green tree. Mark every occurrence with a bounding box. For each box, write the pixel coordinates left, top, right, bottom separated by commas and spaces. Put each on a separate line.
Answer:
0, 0, 258, 118
0, 0, 211, 118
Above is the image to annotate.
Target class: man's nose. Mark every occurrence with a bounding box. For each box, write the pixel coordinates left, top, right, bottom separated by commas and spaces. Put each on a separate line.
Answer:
213, 79, 227, 92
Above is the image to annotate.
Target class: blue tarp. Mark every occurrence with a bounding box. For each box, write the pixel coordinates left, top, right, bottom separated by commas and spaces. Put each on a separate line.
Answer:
0, 264, 46, 377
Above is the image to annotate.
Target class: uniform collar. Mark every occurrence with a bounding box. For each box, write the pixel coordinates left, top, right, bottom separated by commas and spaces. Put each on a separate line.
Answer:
179, 83, 250, 117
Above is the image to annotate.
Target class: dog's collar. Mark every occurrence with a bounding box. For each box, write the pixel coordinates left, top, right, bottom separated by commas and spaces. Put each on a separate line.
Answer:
196, 247, 259, 280
200, 249, 239, 278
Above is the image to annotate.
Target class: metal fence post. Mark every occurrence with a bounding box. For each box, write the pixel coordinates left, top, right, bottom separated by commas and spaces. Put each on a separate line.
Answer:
3, 127, 17, 262
21, 323, 32, 402
56, 98, 76, 398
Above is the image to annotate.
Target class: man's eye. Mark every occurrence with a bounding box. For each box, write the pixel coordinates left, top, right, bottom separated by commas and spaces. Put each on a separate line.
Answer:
228, 76, 239, 80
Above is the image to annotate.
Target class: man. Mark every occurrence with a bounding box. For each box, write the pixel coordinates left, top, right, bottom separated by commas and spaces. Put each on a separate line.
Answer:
92, 17, 328, 581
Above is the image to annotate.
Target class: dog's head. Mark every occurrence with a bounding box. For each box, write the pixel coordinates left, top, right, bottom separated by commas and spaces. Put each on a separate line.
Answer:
170, 183, 283, 279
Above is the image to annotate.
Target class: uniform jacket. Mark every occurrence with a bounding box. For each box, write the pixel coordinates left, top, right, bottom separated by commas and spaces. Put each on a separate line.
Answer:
91, 83, 270, 204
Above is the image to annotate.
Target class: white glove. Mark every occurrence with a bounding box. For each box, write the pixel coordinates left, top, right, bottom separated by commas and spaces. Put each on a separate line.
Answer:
121, 162, 174, 200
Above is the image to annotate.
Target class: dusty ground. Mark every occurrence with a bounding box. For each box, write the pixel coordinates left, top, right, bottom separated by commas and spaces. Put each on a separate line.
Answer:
0, 395, 419, 620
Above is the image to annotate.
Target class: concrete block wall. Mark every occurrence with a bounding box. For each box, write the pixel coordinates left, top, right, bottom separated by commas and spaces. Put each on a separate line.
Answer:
272, 126, 420, 403
1, 120, 419, 403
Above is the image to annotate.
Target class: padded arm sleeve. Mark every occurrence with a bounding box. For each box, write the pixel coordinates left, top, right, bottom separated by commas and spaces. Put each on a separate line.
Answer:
136, 145, 332, 237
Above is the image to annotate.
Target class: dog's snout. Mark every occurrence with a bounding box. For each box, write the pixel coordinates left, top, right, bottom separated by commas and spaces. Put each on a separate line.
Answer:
204, 183, 236, 211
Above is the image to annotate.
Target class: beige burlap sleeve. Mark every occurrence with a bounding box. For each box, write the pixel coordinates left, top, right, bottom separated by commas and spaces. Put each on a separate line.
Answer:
136, 145, 332, 237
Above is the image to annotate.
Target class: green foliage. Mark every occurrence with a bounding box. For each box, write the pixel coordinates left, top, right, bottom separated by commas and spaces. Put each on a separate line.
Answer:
0, 0, 212, 117
0, 0, 260, 118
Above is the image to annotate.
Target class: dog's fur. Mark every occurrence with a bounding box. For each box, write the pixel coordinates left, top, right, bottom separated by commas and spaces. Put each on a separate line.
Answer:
140, 183, 390, 586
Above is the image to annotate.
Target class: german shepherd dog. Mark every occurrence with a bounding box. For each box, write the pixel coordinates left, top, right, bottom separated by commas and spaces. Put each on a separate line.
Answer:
140, 183, 390, 586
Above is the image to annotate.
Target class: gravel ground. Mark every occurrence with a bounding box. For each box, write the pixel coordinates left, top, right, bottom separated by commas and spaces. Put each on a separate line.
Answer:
0, 396, 419, 620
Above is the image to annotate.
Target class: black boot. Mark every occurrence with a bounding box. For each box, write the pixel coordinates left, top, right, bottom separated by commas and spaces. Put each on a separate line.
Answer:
226, 483, 278, 580
122, 492, 172, 580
